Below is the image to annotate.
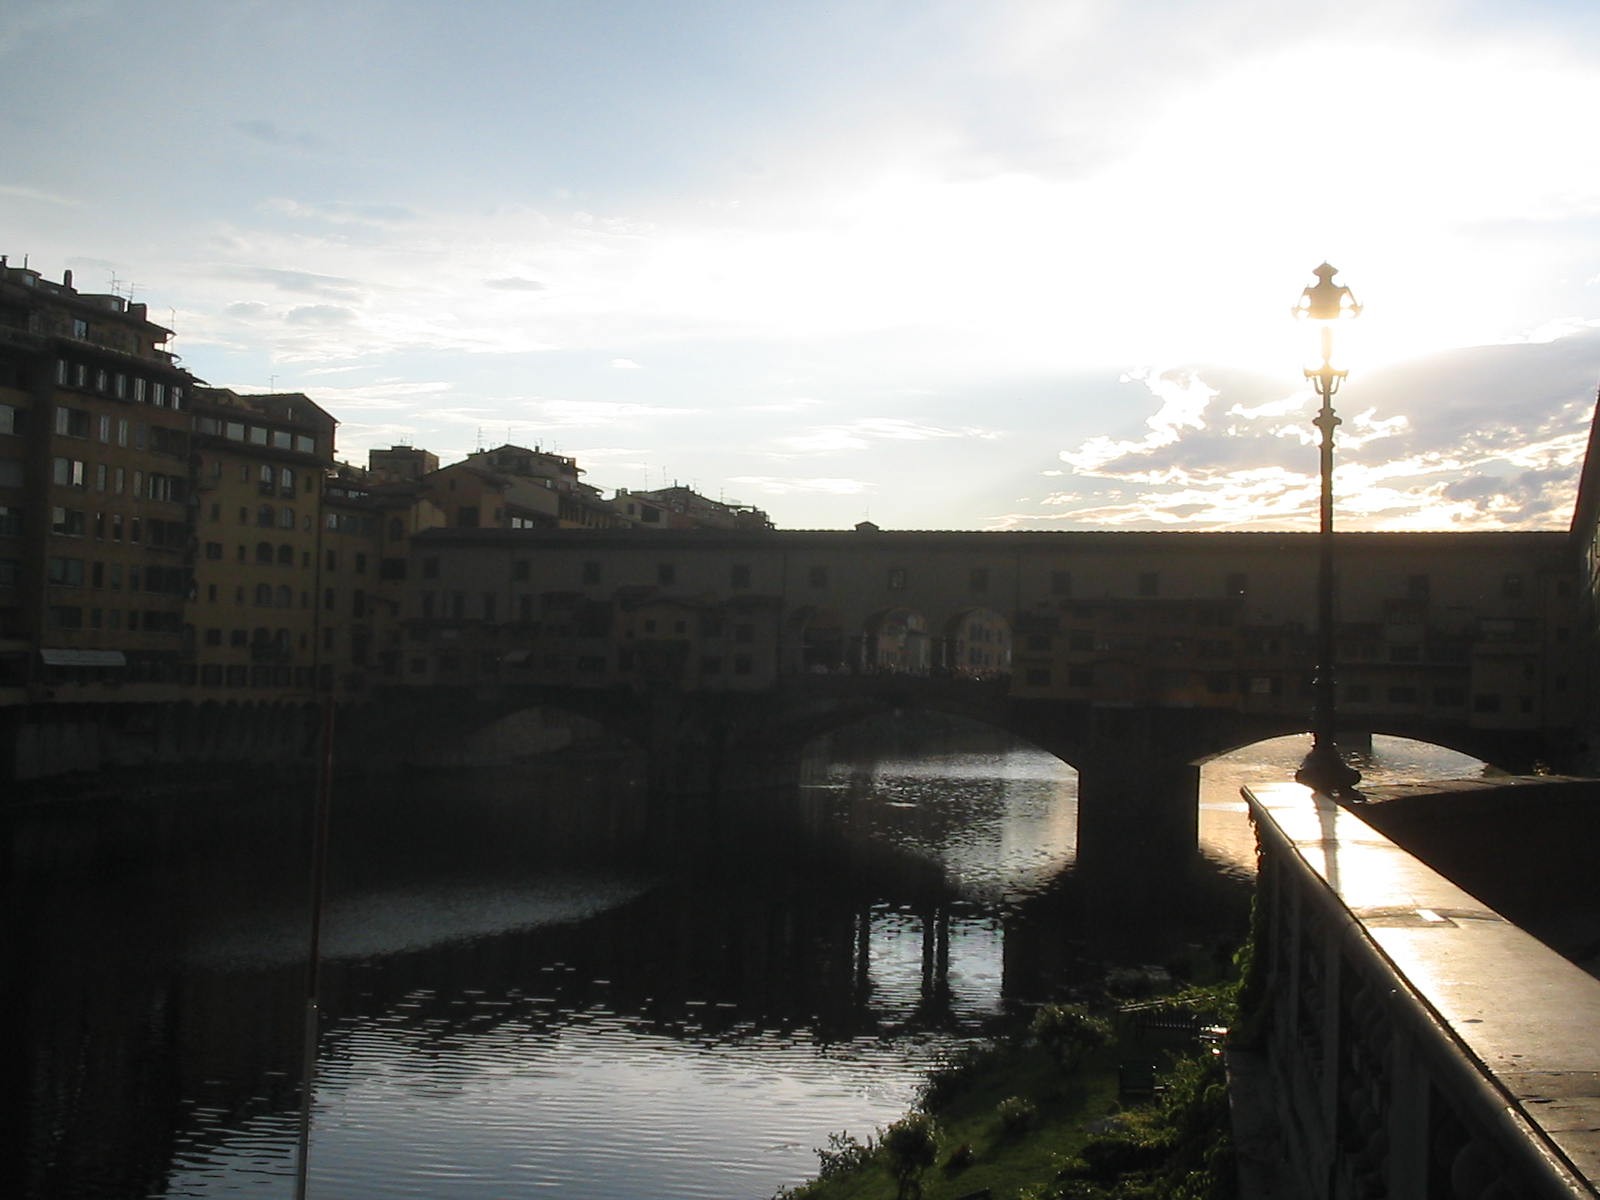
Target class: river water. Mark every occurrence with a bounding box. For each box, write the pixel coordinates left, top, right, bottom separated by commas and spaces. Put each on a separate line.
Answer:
10, 727, 1482, 1199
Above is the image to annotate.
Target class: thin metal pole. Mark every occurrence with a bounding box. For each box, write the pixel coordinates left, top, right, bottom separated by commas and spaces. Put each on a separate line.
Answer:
295, 700, 336, 1200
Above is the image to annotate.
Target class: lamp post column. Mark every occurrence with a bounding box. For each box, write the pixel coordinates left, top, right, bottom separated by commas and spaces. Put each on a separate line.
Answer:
1293, 266, 1362, 798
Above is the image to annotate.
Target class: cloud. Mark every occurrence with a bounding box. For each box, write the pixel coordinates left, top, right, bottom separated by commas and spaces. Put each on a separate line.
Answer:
727, 475, 874, 496
773, 417, 997, 456
610, 358, 641, 369
223, 301, 269, 318
0, 183, 80, 208
285, 304, 356, 326
215, 265, 365, 299
1061, 369, 1219, 473
234, 119, 322, 151
486, 276, 547, 292
264, 198, 415, 225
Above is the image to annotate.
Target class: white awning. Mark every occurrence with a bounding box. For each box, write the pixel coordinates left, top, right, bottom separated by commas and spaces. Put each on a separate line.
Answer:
40, 648, 127, 667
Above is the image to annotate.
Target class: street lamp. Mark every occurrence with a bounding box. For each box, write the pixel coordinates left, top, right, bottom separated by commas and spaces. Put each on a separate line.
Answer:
1293, 263, 1363, 797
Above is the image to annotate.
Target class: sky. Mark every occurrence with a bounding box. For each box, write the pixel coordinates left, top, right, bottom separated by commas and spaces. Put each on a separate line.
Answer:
5, 0, 1600, 531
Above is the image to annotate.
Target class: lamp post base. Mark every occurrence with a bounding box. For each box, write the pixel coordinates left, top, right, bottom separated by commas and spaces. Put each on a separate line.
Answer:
1295, 740, 1364, 799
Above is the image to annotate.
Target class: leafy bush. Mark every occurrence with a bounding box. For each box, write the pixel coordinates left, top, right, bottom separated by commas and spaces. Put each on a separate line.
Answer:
814, 1130, 874, 1181
997, 1094, 1038, 1135
1031, 1003, 1113, 1073
881, 1113, 941, 1200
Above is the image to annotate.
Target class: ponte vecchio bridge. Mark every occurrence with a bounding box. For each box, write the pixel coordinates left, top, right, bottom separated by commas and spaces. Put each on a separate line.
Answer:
375, 526, 1584, 868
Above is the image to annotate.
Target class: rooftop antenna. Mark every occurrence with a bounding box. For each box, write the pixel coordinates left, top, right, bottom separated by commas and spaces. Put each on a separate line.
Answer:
108, 270, 123, 297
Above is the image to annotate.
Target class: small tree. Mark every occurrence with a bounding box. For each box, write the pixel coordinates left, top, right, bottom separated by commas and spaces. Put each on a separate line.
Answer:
1031, 1002, 1112, 1074
881, 1113, 941, 1200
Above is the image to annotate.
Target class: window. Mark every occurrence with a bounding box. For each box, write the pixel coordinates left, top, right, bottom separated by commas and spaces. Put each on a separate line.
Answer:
54, 407, 90, 437
582, 561, 601, 585
1502, 574, 1524, 599
46, 557, 85, 586
326, 549, 338, 571
0, 404, 19, 435
422, 556, 440, 579
50, 506, 86, 536
657, 563, 676, 585
52, 457, 87, 487
256, 542, 274, 564
887, 567, 907, 590
512, 559, 530, 581
731, 563, 752, 589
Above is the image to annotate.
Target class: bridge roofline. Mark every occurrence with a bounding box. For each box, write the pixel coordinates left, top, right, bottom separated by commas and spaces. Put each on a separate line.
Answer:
411, 527, 1572, 552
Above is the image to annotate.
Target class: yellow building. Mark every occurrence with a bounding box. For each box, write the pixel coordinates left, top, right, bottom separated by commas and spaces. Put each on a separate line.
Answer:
188, 388, 335, 698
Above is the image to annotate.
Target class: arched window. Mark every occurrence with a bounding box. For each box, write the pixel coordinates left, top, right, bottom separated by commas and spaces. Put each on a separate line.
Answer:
257, 504, 274, 528
255, 542, 273, 564
279, 507, 296, 530
275, 585, 293, 608
253, 583, 272, 607
277, 544, 293, 565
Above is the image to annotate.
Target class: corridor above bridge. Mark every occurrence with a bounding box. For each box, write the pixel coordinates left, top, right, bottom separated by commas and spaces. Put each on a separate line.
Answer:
392, 527, 1578, 756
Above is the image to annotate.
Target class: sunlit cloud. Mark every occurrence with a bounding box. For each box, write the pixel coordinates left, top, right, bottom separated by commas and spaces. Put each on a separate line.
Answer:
727, 475, 875, 496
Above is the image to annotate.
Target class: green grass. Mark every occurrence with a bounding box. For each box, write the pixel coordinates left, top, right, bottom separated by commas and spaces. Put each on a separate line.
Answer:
776, 987, 1240, 1200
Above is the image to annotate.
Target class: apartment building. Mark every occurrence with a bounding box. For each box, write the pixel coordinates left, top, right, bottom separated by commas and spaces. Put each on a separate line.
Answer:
0, 260, 197, 703
189, 388, 336, 697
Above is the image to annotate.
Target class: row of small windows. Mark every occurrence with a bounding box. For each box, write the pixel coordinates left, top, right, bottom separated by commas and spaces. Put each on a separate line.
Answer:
44, 557, 188, 595
51, 455, 188, 502
55, 359, 185, 410
194, 414, 317, 455
47, 606, 185, 632
52, 406, 188, 456
47, 506, 187, 547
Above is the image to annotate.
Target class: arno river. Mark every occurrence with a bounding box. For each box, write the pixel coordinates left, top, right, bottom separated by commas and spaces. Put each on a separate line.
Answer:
10, 723, 1482, 1199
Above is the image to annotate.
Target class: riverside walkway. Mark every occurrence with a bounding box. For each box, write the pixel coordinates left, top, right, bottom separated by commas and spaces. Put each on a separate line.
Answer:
1236, 780, 1600, 1198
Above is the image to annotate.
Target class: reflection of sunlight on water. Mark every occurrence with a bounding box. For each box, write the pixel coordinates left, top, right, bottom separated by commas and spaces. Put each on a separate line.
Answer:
826, 745, 1078, 902
187, 875, 654, 970
1199, 734, 1488, 875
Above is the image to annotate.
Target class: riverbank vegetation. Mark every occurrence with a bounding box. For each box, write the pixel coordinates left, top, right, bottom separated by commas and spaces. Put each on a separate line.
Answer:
775, 977, 1241, 1200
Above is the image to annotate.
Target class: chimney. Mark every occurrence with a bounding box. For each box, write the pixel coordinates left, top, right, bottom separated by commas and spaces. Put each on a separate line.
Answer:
62, 268, 73, 290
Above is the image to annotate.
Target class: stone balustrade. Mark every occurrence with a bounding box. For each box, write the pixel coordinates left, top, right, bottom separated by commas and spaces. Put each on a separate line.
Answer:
1245, 782, 1600, 1198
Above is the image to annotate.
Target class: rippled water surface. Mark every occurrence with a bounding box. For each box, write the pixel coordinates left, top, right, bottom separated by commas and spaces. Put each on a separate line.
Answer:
13, 728, 1483, 1199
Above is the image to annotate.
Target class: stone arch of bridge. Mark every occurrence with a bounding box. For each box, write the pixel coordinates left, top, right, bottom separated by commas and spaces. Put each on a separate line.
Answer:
938, 607, 1012, 679
786, 604, 848, 674
862, 606, 931, 674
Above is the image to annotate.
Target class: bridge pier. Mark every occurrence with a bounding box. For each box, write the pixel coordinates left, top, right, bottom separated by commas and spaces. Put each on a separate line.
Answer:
1072, 712, 1200, 876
